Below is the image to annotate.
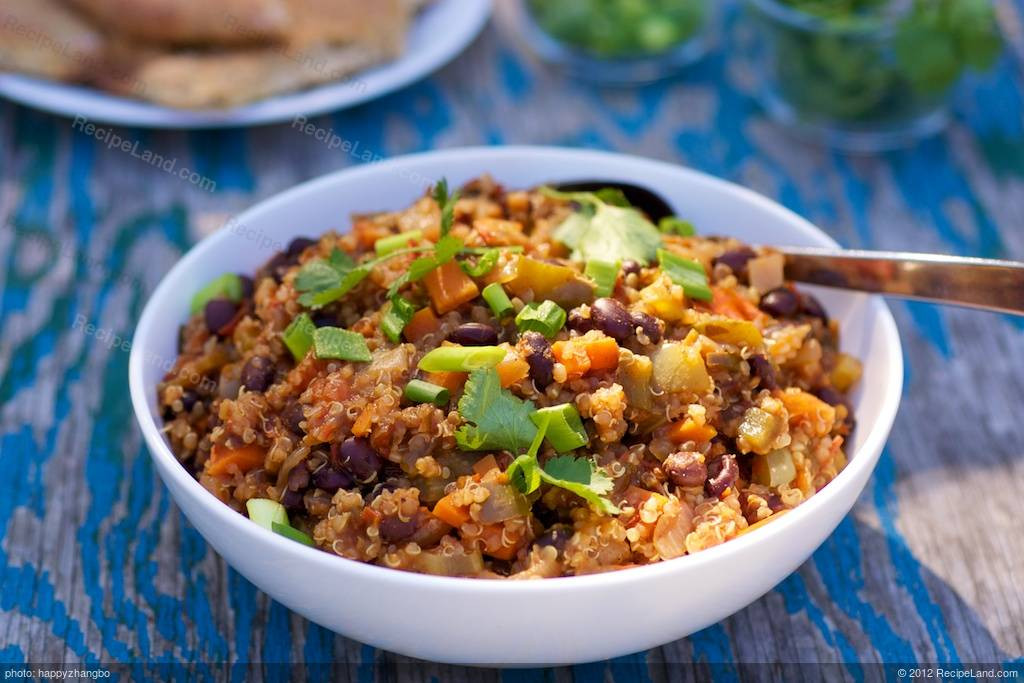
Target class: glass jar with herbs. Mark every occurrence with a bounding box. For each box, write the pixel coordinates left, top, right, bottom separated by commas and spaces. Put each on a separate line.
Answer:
744, 0, 1003, 150
516, 0, 718, 84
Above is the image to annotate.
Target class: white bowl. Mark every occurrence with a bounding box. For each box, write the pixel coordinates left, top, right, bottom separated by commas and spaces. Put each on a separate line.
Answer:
129, 146, 903, 665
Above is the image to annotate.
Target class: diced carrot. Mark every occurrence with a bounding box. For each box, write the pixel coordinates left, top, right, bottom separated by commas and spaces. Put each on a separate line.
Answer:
583, 336, 620, 372
667, 419, 718, 444
495, 351, 529, 388
425, 370, 467, 395
432, 493, 470, 528
477, 523, 524, 560
472, 454, 499, 476
424, 261, 480, 314
779, 389, 836, 432
709, 286, 761, 321
403, 306, 441, 343
552, 340, 591, 379
353, 218, 392, 249
351, 407, 373, 437
206, 443, 266, 477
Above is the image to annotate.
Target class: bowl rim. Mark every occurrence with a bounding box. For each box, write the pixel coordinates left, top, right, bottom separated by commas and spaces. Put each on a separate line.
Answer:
129, 145, 903, 593
744, 0, 906, 36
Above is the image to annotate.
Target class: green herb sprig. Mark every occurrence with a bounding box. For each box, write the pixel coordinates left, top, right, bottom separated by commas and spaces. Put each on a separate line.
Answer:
544, 187, 663, 265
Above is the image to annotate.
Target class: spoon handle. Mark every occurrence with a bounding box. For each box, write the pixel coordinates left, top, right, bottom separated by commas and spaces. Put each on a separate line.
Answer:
779, 247, 1024, 315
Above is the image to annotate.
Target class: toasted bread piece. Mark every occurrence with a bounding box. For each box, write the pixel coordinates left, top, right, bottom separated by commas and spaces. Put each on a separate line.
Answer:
66, 0, 290, 46
285, 0, 410, 54
0, 0, 104, 80
109, 43, 388, 109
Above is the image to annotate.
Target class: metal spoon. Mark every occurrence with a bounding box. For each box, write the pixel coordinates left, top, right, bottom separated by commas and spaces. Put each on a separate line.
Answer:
555, 180, 1024, 315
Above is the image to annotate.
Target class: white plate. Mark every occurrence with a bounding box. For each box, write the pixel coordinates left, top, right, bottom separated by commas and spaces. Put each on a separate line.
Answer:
129, 147, 903, 665
0, 0, 491, 129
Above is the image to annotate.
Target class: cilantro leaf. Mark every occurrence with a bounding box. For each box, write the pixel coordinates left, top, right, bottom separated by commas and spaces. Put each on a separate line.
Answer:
548, 190, 662, 265
295, 248, 371, 309
507, 411, 549, 494
433, 179, 460, 238
505, 407, 621, 514
540, 455, 621, 516
454, 368, 538, 454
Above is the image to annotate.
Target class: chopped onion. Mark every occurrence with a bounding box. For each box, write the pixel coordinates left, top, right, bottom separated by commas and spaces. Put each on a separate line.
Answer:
653, 500, 694, 560
748, 252, 785, 293
477, 482, 529, 524
416, 548, 484, 576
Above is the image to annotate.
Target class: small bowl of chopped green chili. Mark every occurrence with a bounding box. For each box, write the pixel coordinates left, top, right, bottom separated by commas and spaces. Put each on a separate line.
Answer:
743, 0, 1003, 151
516, 0, 719, 84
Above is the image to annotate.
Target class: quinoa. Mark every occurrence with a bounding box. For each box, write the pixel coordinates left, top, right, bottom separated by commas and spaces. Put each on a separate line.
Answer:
158, 176, 862, 579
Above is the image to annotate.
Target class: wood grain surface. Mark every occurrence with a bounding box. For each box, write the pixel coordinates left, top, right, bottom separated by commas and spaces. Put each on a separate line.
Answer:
1, 2, 1022, 680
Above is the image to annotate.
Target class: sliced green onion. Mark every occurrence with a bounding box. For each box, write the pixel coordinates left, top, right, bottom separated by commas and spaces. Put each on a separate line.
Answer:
313, 327, 372, 362
404, 379, 450, 406
657, 248, 712, 302
482, 283, 514, 318
515, 300, 567, 339
530, 403, 588, 453
380, 296, 416, 343
271, 521, 315, 546
375, 230, 424, 257
246, 498, 289, 531
418, 345, 506, 372
460, 248, 500, 277
190, 273, 243, 314
585, 259, 620, 298
658, 216, 696, 237
282, 313, 316, 362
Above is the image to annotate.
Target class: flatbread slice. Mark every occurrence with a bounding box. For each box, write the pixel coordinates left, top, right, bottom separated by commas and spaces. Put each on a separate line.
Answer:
66, 0, 290, 46
285, 0, 410, 55
0, 0, 104, 80
104, 43, 388, 109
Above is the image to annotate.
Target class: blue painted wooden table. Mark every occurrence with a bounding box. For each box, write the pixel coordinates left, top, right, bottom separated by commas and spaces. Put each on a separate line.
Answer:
1, 3, 1022, 680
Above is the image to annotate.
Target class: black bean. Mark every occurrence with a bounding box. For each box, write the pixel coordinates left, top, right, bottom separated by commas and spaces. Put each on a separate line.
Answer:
521, 331, 555, 388
590, 298, 634, 340
663, 451, 707, 488
180, 389, 200, 413
287, 462, 310, 491
280, 488, 304, 511
759, 288, 799, 318
535, 524, 572, 554
332, 437, 384, 481
812, 386, 845, 407
312, 465, 353, 492
630, 311, 662, 344
240, 355, 275, 392
749, 354, 778, 392
705, 454, 739, 498
448, 323, 498, 346
281, 401, 306, 434
239, 275, 254, 299
287, 237, 317, 257
713, 247, 756, 278
567, 306, 594, 334
261, 253, 291, 283
379, 516, 418, 543
620, 260, 642, 276
800, 293, 828, 322
204, 298, 238, 334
